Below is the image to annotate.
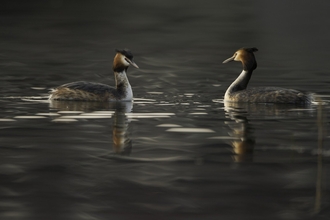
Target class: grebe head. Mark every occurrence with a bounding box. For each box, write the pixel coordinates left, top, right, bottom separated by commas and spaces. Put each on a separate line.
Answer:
223, 47, 258, 71
113, 49, 139, 72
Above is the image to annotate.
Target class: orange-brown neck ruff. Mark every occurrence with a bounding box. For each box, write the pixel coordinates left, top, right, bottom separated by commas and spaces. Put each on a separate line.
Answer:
236, 48, 257, 71
113, 53, 128, 73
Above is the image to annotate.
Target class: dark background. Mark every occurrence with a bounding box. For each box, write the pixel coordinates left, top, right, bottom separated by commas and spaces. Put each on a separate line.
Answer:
0, 1, 329, 219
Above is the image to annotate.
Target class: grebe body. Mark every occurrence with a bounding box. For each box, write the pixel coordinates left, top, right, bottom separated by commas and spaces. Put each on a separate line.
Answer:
223, 47, 313, 104
49, 49, 138, 102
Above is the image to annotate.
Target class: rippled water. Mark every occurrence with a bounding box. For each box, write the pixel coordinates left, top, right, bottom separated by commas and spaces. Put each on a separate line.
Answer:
1, 1, 330, 219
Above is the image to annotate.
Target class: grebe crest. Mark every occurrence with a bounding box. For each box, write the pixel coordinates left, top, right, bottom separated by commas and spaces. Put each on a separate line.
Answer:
49, 49, 139, 102
222, 47, 314, 104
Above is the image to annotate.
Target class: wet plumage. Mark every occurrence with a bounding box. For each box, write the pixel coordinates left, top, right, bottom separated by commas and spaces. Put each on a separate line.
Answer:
223, 47, 314, 104
49, 49, 139, 102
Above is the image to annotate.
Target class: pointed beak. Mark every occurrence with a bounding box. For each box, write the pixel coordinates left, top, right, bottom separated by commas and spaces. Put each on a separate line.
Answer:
130, 61, 139, 69
222, 55, 235, 64
125, 58, 139, 68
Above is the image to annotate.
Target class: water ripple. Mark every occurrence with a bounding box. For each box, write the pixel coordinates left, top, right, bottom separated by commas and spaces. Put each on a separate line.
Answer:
166, 128, 215, 133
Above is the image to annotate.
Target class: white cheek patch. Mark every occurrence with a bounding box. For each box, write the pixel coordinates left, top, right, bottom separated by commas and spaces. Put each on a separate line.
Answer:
122, 57, 130, 66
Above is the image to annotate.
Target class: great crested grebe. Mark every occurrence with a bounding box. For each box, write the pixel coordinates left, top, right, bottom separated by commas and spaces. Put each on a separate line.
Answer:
49, 49, 139, 101
223, 47, 314, 104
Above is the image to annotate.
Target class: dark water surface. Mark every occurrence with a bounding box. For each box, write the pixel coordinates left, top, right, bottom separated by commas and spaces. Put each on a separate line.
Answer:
1, 1, 330, 219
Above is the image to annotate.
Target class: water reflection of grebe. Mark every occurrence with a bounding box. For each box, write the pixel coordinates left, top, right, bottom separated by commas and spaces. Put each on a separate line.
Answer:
49, 49, 139, 101
223, 47, 314, 104
224, 102, 316, 162
224, 102, 255, 162
49, 100, 133, 155
112, 102, 132, 155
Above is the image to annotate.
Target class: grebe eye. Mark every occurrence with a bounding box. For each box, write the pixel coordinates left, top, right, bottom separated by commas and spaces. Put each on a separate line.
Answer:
124, 57, 132, 65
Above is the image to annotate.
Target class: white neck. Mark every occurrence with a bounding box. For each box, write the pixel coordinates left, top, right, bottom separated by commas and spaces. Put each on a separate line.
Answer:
225, 70, 252, 100
114, 70, 133, 101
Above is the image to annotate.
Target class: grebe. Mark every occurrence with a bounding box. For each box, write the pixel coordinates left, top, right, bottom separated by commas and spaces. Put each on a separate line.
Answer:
223, 47, 314, 104
49, 49, 139, 101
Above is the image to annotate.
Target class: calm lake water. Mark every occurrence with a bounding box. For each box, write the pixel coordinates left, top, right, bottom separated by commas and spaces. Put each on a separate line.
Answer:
1, 1, 330, 219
